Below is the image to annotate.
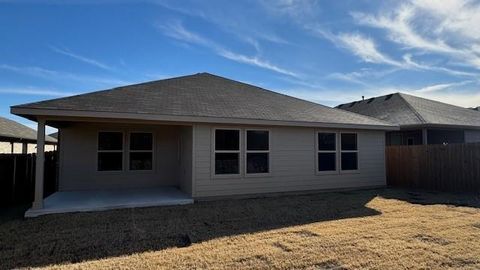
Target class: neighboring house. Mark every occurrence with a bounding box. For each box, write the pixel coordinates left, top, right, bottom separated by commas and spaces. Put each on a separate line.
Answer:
0, 116, 57, 154
11, 73, 397, 215
337, 93, 480, 145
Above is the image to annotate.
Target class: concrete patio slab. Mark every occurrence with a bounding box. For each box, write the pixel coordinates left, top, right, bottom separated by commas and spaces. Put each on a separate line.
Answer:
25, 187, 193, 217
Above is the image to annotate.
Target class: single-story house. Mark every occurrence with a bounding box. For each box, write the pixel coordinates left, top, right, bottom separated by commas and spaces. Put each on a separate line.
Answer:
11, 73, 397, 216
0, 116, 57, 154
336, 93, 480, 145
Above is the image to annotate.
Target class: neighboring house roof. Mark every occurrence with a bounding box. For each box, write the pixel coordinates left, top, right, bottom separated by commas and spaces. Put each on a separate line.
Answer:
11, 73, 396, 130
337, 92, 480, 129
49, 132, 58, 139
0, 116, 57, 143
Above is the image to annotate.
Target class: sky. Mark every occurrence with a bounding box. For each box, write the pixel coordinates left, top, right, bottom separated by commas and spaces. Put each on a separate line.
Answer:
1, 0, 480, 133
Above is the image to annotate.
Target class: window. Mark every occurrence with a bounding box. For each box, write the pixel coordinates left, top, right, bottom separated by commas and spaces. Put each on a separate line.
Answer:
341, 133, 358, 171
98, 132, 123, 171
129, 133, 153, 170
246, 130, 269, 174
317, 132, 336, 172
214, 129, 240, 175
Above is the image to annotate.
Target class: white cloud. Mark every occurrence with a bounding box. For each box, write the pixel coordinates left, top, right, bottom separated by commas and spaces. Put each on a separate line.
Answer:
312, 29, 403, 67
49, 46, 113, 71
155, 21, 299, 77
412, 80, 474, 93
351, 0, 480, 70
337, 33, 403, 66
155, 1, 292, 46
325, 68, 400, 86
313, 28, 477, 86
260, 0, 319, 22
218, 50, 298, 77
411, 0, 480, 40
0, 87, 77, 97
402, 54, 477, 77
0, 64, 129, 86
156, 21, 212, 47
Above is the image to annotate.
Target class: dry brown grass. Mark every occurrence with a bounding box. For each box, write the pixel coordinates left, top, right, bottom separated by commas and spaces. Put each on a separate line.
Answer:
1, 188, 479, 269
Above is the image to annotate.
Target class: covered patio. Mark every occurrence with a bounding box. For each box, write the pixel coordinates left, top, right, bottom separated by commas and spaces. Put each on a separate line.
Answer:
17, 117, 195, 218
25, 187, 193, 217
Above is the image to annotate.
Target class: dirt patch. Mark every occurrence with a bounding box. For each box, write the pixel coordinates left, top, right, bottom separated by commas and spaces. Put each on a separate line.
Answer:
272, 242, 293, 252
305, 260, 347, 270
413, 234, 451, 246
441, 257, 478, 268
234, 254, 271, 264
293, 229, 320, 238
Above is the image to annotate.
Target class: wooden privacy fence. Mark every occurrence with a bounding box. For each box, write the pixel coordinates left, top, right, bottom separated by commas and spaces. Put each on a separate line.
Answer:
0, 151, 57, 206
386, 143, 480, 193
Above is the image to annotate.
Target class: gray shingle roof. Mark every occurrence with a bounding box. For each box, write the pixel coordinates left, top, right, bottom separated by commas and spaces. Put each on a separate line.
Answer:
12, 73, 394, 129
0, 116, 57, 143
337, 92, 480, 128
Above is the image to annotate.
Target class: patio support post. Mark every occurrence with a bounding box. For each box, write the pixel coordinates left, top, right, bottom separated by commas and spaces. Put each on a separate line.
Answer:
32, 118, 45, 210
422, 128, 428, 145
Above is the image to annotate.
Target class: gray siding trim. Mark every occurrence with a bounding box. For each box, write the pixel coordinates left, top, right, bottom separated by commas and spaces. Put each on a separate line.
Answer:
193, 124, 386, 198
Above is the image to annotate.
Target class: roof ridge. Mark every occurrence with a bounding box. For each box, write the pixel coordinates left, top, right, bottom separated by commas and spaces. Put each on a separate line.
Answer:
397, 92, 427, 124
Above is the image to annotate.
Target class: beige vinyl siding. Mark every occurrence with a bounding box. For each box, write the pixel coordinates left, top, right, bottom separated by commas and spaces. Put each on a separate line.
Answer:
465, 130, 480, 143
178, 126, 193, 195
58, 122, 188, 191
193, 124, 386, 198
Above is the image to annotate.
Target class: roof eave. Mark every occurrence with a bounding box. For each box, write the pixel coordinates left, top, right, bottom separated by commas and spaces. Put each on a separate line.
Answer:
400, 123, 480, 130
11, 107, 399, 131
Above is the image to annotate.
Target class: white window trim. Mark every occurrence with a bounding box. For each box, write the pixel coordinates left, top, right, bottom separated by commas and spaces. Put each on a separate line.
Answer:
340, 132, 360, 173
212, 127, 242, 178
127, 132, 154, 172
315, 131, 339, 175
97, 131, 124, 172
244, 129, 271, 177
